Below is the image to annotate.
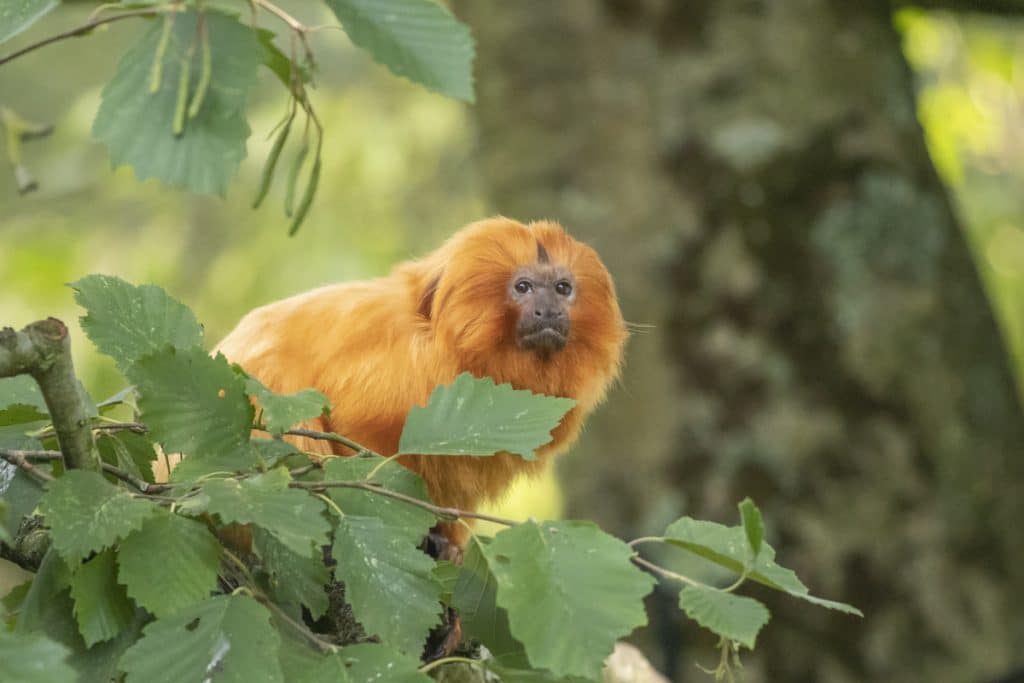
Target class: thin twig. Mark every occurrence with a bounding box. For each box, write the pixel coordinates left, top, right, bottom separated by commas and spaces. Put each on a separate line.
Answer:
419, 656, 483, 674
14, 449, 170, 494
0, 10, 163, 67
252, 0, 315, 66
95, 421, 148, 434
261, 594, 338, 653
32, 420, 148, 440
290, 479, 519, 527
0, 448, 54, 483
282, 428, 375, 456
631, 555, 700, 587
627, 536, 665, 548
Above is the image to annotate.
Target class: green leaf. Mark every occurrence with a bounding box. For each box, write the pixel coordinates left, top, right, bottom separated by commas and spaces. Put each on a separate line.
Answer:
253, 528, 330, 621
0, 631, 75, 683
245, 376, 330, 435
181, 468, 329, 557
127, 347, 254, 472
93, 10, 263, 196
452, 540, 527, 667
0, 375, 48, 411
120, 594, 283, 683
71, 274, 204, 371
678, 585, 769, 649
39, 470, 160, 563
1, 468, 44, 538
738, 497, 764, 557
337, 643, 431, 683
0, 403, 47, 425
0, 500, 8, 544
324, 0, 475, 102
97, 432, 157, 485
433, 559, 459, 605
332, 515, 442, 655
118, 511, 221, 618
0, 0, 58, 44
283, 651, 353, 683
664, 517, 863, 616
256, 28, 310, 87
14, 549, 70, 629
398, 373, 576, 460
324, 455, 435, 544
10, 545, 146, 681
485, 520, 655, 679
252, 437, 304, 467
69, 549, 136, 647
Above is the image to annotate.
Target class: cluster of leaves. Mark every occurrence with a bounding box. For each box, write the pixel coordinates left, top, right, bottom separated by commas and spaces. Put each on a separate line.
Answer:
0, 0, 475, 232
0, 276, 860, 682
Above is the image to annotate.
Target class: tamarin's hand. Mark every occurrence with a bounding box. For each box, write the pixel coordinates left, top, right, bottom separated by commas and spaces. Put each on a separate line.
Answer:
215, 217, 626, 545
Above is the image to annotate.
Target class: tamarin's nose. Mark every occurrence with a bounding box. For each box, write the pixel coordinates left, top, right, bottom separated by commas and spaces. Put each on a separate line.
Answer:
534, 308, 564, 320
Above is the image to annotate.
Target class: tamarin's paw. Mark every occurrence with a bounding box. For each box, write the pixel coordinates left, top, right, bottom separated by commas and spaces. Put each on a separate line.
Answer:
422, 527, 464, 565
423, 606, 463, 663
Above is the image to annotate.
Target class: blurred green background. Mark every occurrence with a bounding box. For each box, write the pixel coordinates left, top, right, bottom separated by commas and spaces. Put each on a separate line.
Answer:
3, 4, 1024, 681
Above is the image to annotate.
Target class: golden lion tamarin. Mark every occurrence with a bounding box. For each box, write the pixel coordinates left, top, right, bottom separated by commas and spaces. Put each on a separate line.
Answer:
215, 217, 626, 545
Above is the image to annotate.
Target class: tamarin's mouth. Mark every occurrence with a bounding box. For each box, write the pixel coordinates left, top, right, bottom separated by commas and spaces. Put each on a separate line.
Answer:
519, 326, 568, 353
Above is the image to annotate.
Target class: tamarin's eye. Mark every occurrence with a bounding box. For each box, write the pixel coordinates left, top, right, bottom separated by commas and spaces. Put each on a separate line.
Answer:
515, 280, 533, 294
555, 281, 573, 296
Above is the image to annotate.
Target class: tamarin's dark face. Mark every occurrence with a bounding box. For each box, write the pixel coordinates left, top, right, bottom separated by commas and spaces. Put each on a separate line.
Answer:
508, 242, 575, 353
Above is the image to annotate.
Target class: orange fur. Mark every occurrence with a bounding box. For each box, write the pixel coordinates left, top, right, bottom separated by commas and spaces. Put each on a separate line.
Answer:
215, 217, 626, 543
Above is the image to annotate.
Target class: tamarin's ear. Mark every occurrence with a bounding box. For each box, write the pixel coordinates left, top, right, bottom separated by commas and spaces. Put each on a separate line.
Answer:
417, 272, 442, 319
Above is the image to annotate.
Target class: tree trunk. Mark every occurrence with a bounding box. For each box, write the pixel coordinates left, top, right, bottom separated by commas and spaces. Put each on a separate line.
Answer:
454, 1, 1024, 681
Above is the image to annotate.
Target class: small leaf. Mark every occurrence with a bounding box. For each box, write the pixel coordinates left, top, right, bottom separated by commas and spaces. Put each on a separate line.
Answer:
0, 631, 75, 683
1, 468, 44, 539
120, 594, 283, 683
69, 549, 136, 647
40, 470, 160, 563
0, 0, 59, 45
485, 520, 655, 679
324, 0, 475, 102
0, 375, 48, 411
0, 501, 8, 544
127, 347, 253, 469
93, 10, 263, 196
97, 432, 157, 485
181, 468, 329, 557
253, 528, 330, 621
398, 373, 576, 460
324, 456, 435, 544
337, 643, 431, 683
678, 585, 769, 649
332, 515, 442, 655
452, 540, 527, 666
738, 497, 764, 558
664, 517, 863, 616
118, 511, 221, 618
256, 28, 310, 87
71, 274, 203, 371
14, 549, 72, 635
281, 650, 353, 683
245, 375, 330, 435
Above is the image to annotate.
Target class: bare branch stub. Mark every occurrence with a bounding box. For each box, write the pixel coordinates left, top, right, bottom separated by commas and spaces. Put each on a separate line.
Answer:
0, 318, 100, 472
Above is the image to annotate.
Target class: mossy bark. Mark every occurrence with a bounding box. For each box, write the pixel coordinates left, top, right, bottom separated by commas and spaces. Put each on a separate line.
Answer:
455, 1, 1024, 681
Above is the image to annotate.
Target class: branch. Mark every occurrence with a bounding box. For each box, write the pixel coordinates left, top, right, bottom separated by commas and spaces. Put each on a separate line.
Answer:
282, 427, 376, 456
289, 479, 519, 527
0, 448, 54, 483
0, 319, 99, 471
893, 0, 1024, 15
0, 9, 163, 68
6, 448, 169, 494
